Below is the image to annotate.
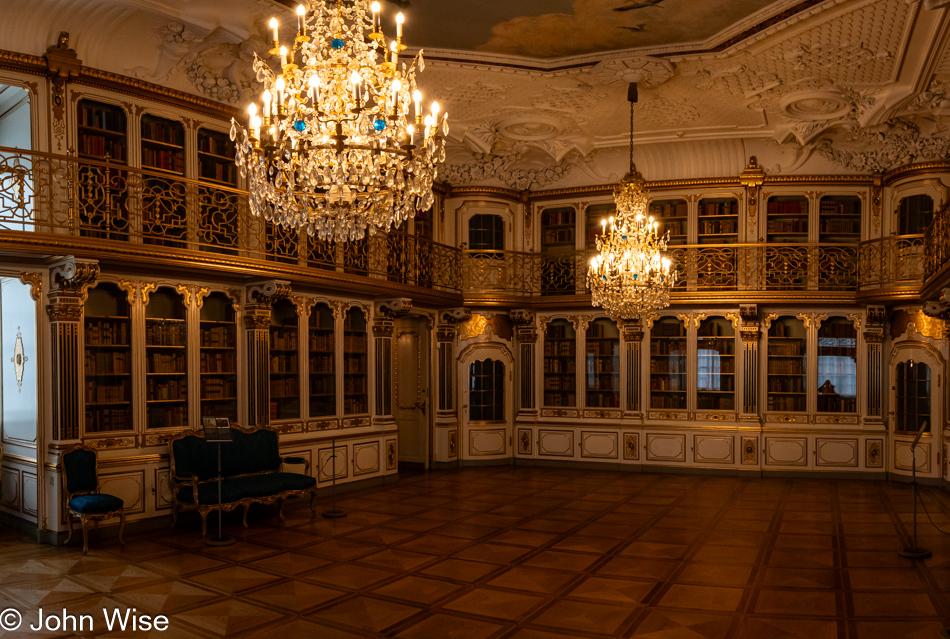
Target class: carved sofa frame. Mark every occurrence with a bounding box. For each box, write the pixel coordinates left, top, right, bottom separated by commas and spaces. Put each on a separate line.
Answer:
168, 425, 316, 536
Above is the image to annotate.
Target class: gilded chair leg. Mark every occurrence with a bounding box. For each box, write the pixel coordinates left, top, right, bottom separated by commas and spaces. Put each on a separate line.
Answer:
171, 505, 177, 527
200, 511, 208, 537
310, 491, 317, 515
278, 498, 285, 521
242, 504, 249, 528
65, 513, 74, 545
118, 511, 126, 547
81, 518, 90, 555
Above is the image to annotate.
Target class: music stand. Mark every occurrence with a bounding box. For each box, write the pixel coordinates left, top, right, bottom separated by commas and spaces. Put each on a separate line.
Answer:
202, 417, 236, 546
899, 420, 931, 559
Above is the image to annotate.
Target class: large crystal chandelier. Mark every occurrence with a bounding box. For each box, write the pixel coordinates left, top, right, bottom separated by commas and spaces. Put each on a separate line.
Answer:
230, 0, 448, 242
588, 83, 677, 321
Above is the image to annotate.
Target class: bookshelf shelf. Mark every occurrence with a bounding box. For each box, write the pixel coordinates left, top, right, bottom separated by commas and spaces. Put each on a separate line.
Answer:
767, 196, 808, 244
84, 284, 133, 435
145, 288, 188, 429
817, 317, 857, 413
200, 292, 238, 423
309, 303, 336, 417
585, 318, 619, 409
767, 316, 807, 412
819, 196, 861, 243
543, 319, 576, 408
649, 199, 688, 245
540, 206, 577, 297
650, 317, 687, 410
343, 307, 369, 415
77, 99, 129, 241
270, 299, 300, 420
697, 317, 735, 411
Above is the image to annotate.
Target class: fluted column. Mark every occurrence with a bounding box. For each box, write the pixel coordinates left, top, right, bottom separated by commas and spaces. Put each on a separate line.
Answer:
434, 308, 470, 463
47, 258, 99, 442
511, 309, 538, 414
864, 305, 885, 424
739, 305, 760, 420
374, 298, 412, 425
621, 320, 644, 417
245, 280, 290, 427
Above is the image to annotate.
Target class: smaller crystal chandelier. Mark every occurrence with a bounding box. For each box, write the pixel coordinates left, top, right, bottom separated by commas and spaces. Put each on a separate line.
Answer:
231, 0, 448, 242
588, 82, 677, 321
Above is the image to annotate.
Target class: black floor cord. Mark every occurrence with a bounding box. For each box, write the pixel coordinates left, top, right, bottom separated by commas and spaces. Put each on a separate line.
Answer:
915, 486, 950, 536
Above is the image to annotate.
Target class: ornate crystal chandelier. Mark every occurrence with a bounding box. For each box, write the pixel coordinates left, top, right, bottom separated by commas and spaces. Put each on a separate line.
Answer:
588, 83, 677, 321
230, 0, 448, 242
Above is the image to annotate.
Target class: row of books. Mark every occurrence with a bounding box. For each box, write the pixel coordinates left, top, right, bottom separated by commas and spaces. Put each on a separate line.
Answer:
200, 352, 235, 373
344, 378, 366, 394
310, 333, 334, 350
697, 396, 735, 410
586, 323, 616, 338
81, 107, 125, 132
543, 361, 576, 373
587, 377, 618, 391
270, 377, 299, 397
587, 358, 617, 373
146, 379, 187, 400
768, 360, 804, 374
650, 202, 688, 218
200, 326, 235, 348
543, 392, 576, 406
700, 201, 739, 216
199, 161, 236, 184
820, 220, 860, 234
85, 380, 129, 403
79, 134, 126, 161
544, 342, 576, 357
586, 393, 619, 408
767, 200, 807, 216
768, 342, 804, 356
271, 330, 298, 350
343, 335, 367, 351
543, 378, 575, 391
650, 396, 687, 409
85, 351, 129, 375
767, 396, 806, 411
147, 353, 185, 374
142, 120, 184, 146
270, 354, 298, 374
310, 378, 336, 394
142, 148, 185, 174
310, 358, 335, 374
200, 378, 236, 398
146, 322, 186, 346
86, 321, 129, 346
344, 398, 368, 413
147, 405, 186, 429
651, 377, 686, 391
819, 200, 859, 216
541, 208, 575, 227
198, 135, 234, 156
699, 219, 736, 235
767, 220, 807, 234
768, 378, 804, 392
542, 229, 574, 245
343, 359, 366, 373
586, 341, 618, 357
85, 408, 130, 432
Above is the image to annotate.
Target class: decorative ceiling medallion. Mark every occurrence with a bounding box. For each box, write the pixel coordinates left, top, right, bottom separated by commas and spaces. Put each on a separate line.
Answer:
11, 327, 27, 392
496, 115, 561, 141
780, 90, 853, 121
591, 56, 674, 88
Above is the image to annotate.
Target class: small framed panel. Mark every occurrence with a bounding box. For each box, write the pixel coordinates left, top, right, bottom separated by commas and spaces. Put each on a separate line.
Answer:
741, 437, 758, 465
693, 435, 735, 465
538, 429, 574, 457
386, 439, 397, 470
99, 470, 145, 515
623, 433, 640, 461
581, 431, 618, 459
318, 445, 349, 481
646, 433, 686, 462
893, 440, 931, 473
765, 437, 807, 467
469, 429, 506, 456
353, 442, 380, 476
815, 438, 858, 467
865, 439, 884, 468
154, 468, 174, 510
518, 428, 532, 455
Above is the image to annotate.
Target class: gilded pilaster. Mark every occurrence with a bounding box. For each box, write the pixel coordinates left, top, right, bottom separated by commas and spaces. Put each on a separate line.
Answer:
621, 319, 644, 416
46, 257, 99, 441
510, 309, 538, 414
374, 298, 412, 421
864, 305, 885, 423
245, 280, 291, 427
739, 305, 760, 419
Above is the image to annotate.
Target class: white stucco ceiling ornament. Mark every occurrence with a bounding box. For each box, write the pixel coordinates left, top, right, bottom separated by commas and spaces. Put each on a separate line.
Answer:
496, 115, 562, 142
816, 115, 950, 172
906, 79, 950, 114
781, 90, 855, 121
638, 96, 701, 126
784, 42, 891, 73
775, 82, 877, 145
592, 56, 674, 88
441, 80, 508, 105
441, 151, 574, 190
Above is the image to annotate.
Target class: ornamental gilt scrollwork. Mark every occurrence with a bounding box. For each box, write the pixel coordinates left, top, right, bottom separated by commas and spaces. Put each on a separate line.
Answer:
249, 280, 292, 305
677, 312, 706, 328
139, 282, 158, 306
377, 298, 413, 319
18, 272, 42, 301
796, 312, 828, 329
291, 295, 316, 318
117, 280, 138, 304
725, 312, 741, 329
570, 315, 591, 332
761, 313, 779, 330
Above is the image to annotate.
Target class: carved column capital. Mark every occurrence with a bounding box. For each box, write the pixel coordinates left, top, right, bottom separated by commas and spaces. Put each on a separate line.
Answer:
49, 256, 99, 297
243, 307, 271, 330
621, 319, 644, 342
248, 280, 291, 308
376, 297, 413, 319
440, 307, 472, 324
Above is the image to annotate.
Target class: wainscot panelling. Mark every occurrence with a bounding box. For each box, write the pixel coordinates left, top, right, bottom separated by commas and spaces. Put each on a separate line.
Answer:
538, 429, 574, 457
469, 429, 507, 456
815, 438, 858, 467
693, 435, 735, 465
646, 433, 687, 463
581, 431, 618, 459
765, 437, 808, 467
353, 442, 380, 476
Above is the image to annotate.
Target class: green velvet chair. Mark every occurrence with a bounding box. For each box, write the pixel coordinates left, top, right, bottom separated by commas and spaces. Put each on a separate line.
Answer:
62, 445, 125, 554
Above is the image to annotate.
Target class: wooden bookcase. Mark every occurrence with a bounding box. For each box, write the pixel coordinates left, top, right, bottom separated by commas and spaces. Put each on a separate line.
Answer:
541, 207, 576, 296
698, 198, 739, 244
818, 196, 861, 243
649, 199, 687, 245
84, 283, 133, 434
141, 113, 187, 247
144, 288, 188, 429
696, 317, 735, 411
817, 317, 857, 413
767, 316, 807, 412
585, 318, 619, 408
543, 319, 576, 407
270, 299, 300, 421
196, 128, 239, 254
77, 99, 129, 240
585, 203, 616, 249
197, 128, 236, 185
766, 196, 808, 243
650, 317, 687, 409
309, 303, 336, 417
199, 292, 237, 424
343, 307, 368, 415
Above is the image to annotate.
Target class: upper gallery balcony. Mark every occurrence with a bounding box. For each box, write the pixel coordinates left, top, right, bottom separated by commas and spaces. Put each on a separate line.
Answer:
0, 145, 927, 305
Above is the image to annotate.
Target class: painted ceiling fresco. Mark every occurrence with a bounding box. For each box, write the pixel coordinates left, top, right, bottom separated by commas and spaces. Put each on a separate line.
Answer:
382, 0, 781, 58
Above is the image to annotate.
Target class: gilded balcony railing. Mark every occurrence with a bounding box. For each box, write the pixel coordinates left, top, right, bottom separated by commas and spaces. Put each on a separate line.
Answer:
462, 243, 861, 297
857, 235, 925, 292
924, 200, 950, 282
0, 146, 461, 293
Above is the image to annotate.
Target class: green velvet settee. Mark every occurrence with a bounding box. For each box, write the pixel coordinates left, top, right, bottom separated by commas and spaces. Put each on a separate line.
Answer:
169, 426, 317, 535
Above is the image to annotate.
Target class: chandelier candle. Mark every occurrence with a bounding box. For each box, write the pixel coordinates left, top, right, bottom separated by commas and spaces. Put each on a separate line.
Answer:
231, 0, 448, 242
588, 82, 677, 321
